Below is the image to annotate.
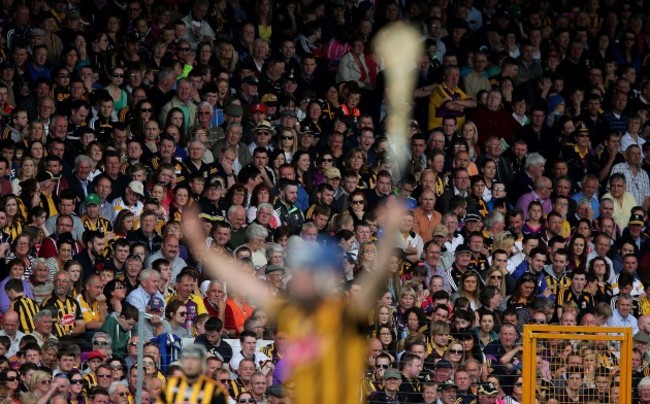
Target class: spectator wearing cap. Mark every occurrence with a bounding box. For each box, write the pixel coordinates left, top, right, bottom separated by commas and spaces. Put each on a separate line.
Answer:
239, 75, 260, 114
625, 214, 647, 250
561, 126, 600, 185
264, 265, 286, 297
476, 382, 499, 403
280, 72, 299, 100
246, 102, 268, 137
266, 383, 289, 404
248, 121, 276, 155
447, 244, 475, 294
368, 367, 407, 403
112, 180, 145, 218
159, 79, 197, 134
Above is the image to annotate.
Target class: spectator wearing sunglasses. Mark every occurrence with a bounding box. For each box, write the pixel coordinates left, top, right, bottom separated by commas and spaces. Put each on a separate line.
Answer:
0, 368, 21, 402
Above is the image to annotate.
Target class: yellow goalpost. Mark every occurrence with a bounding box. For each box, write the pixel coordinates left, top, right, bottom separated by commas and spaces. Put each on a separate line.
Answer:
521, 325, 633, 403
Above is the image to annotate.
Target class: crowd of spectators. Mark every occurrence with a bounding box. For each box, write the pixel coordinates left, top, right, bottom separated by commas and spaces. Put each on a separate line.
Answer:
0, 0, 650, 403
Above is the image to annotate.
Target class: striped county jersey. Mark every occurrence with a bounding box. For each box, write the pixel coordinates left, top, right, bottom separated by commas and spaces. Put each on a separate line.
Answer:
11, 295, 39, 333
158, 374, 228, 404
276, 298, 367, 404
40, 294, 83, 338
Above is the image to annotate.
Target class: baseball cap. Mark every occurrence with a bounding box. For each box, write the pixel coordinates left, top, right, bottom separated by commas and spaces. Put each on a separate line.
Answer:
251, 103, 267, 114
629, 214, 644, 226
455, 244, 471, 254
84, 193, 100, 206
324, 167, 341, 179
224, 103, 243, 118
465, 212, 483, 222
432, 224, 448, 238
437, 380, 458, 391
128, 181, 145, 197
634, 332, 650, 344
206, 177, 223, 189
435, 359, 453, 369
29, 28, 45, 37
146, 296, 164, 312
478, 382, 498, 396
265, 265, 285, 275
281, 109, 298, 119
267, 384, 288, 397
37, 170, 61, 182
254, 120, 276, 134
242, 76, 259, 86
261, 93, 278, 105
383, 368, 402, 381
87, 350, 105, 361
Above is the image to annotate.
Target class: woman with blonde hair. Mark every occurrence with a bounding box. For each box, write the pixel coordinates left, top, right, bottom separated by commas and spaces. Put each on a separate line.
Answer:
443, 340, 466, 372
354, 241, 378, 277
484, 266, 507, 298
26, 121, 46, 144
394, 288, 418, 334
11, 157, 37, 196
26, 371, 60, 402
277, 127, 298, 163
216, 42, 239, 75
460, 120, 480, 162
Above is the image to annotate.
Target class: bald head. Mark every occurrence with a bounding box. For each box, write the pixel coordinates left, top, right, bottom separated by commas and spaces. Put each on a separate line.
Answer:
3, 310, 19, 335
639, 315, 650, 334
368, 337, 383, 360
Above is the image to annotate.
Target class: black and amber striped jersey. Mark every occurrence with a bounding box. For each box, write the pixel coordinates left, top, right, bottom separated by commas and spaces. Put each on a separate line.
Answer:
11, 295, 39, 333
276, 298, 367, 404
83, 372, 97, 392
158, 374, 228, 404
226, 378, 247, 399
40, 294, 83, 338
544, 269, 571, 298
81, 214, 113, 234
557, 287, 595, 316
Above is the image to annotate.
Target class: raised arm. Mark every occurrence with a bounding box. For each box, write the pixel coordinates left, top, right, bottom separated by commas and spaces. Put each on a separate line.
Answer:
182, 211, 273, 309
